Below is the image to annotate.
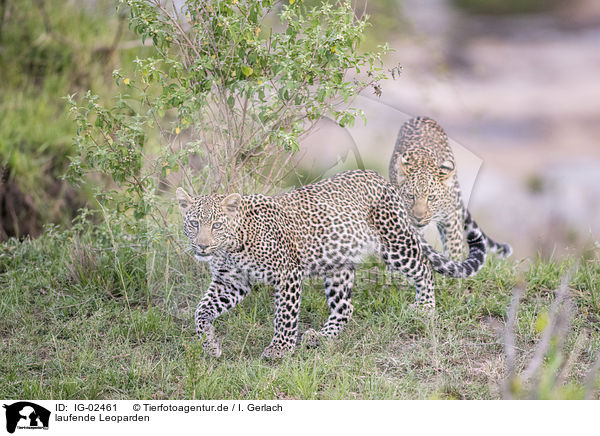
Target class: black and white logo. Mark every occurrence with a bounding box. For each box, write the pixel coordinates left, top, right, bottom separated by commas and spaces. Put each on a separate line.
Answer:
3, 402, 50, 434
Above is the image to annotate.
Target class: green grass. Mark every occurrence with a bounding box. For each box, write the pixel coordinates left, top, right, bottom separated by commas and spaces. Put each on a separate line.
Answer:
1, 225, 599, 400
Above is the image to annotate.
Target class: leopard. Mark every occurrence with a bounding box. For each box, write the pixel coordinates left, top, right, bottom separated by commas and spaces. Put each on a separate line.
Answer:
389, 116, 512, 261
176, 169, 488, 359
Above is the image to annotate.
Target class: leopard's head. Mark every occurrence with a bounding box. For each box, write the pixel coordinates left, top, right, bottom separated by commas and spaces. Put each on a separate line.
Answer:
176, 188, 243, 261
393, 152, 455, 228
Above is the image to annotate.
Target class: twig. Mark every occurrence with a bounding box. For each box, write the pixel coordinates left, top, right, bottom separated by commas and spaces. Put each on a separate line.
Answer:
238, 324, 255, 360
584, 356, 600, 400
502, 288, 522, 399
521, 272, 574, 382
54, 297, 93, 310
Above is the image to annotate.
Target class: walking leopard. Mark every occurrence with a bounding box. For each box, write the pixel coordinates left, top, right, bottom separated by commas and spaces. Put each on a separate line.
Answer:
389, 116, 512, 261
177, 170, 488, 359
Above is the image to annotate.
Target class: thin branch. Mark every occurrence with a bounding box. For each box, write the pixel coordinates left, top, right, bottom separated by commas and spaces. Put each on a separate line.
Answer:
521, 272, 574, 382
502, 287, 522, 399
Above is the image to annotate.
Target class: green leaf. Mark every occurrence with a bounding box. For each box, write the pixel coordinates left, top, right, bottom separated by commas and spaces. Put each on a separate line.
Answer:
535, 311, 549, 333
241, 65, 253, 77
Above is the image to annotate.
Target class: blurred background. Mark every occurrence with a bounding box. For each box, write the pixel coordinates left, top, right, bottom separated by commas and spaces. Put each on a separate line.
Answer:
299, 0, 600, 260
1, 0, 599, 259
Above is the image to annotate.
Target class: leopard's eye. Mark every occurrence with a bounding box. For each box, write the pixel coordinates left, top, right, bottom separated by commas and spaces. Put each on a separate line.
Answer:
407, 193, 415, 200
189, 220, 199, 228
212, 222, 223, 230
427, 194, 436, 201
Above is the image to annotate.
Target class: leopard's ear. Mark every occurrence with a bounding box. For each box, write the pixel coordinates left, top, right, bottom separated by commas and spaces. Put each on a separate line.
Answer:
439, 160, 455, 180
394, 153, 410, 180
390, 153, 409, 185
222, 193, 242, 217
176, 187, 193, 211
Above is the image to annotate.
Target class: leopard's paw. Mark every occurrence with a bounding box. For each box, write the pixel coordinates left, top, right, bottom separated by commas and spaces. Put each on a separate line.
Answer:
408, 302, 435, 316
261, 343, 294, 360
200, 337, 222, 358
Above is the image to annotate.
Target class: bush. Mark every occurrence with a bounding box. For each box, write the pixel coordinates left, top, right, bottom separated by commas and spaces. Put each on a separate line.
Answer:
68, 0, 389, 232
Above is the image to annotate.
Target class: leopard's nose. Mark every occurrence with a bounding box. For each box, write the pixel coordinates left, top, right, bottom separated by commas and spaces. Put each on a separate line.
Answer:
412, 211, 428, 227
413, 217, 427, 227
413, 211, 427, 222
196, 244, 208, 252
412, 199, 429, 220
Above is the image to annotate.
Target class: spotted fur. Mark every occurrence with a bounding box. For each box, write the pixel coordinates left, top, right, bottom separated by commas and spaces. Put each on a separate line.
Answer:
177, 170, 487, 359
389, 116, 512, 261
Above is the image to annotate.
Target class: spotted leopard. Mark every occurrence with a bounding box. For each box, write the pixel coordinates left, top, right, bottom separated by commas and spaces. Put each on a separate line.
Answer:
389, 116, 512, 261
177, 170, 487, 359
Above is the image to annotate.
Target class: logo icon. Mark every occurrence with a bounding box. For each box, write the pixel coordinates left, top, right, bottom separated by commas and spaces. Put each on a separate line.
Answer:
3, 402, 50, 434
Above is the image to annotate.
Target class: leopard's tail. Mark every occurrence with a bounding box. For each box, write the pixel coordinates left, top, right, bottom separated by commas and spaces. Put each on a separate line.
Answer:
421, 210, 488, 278
482, 231, 513, 258
456, 200, 512, 258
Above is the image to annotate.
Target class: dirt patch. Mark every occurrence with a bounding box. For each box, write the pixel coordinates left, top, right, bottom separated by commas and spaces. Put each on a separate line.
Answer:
0, 166, 84, 241
0, 167, 40, 240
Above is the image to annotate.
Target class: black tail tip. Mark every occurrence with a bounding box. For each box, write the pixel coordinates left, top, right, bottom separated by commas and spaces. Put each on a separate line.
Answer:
493, 243, 513, 258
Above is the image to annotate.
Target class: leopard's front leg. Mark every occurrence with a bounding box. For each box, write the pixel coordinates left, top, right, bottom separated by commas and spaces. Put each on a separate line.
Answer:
437, 209, 467, 262
261, 270, 303, 359
195, 278, 250, 357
